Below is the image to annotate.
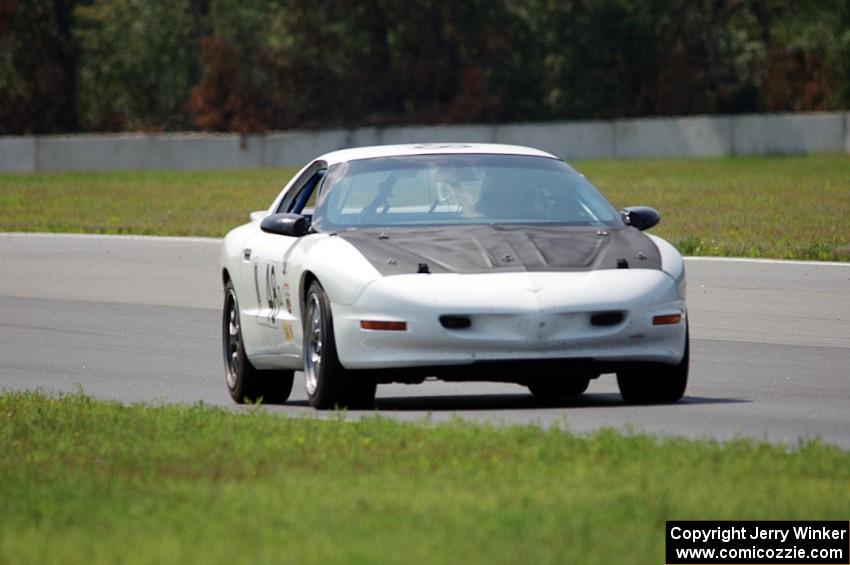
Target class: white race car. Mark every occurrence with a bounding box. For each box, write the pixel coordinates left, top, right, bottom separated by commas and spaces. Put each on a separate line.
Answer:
221, 144, 688, 408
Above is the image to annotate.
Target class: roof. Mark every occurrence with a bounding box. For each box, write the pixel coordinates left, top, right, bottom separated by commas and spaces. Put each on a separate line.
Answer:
318, 143, 558, 166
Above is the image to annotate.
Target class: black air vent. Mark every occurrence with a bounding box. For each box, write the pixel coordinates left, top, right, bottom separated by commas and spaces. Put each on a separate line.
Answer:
590, 312, 624, 326
440, 315, 471, 329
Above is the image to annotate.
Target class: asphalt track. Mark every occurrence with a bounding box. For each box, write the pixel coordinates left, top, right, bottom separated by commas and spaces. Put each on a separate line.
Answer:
1, 233, 848, 447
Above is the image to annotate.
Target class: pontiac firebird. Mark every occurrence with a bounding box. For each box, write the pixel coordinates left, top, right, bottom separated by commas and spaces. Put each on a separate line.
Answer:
220, 144, 688, 409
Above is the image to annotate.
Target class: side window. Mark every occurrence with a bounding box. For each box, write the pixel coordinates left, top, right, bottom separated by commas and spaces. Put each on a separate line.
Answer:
276, 162, 326, 213
291, 170, 325, 214
303, 175, 323, 209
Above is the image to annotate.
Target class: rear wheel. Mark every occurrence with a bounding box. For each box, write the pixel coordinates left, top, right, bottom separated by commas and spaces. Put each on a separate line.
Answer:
527, 375, 592, 397
303, 281, 376, 409
617, 328, 689, 404
223, 280, 294, 404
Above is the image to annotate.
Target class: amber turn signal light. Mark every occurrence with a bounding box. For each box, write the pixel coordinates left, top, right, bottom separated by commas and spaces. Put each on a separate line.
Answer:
652, 313, 682, 325
360, 320, 407, 331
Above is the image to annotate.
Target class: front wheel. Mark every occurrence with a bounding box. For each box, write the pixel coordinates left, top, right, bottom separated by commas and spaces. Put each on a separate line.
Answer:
303, 281, 376, 409
617, 328, 689, 404
223, 280, 294, 404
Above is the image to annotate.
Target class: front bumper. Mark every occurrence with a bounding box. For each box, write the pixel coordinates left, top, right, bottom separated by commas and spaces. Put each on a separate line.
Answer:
332, 270, 687, 372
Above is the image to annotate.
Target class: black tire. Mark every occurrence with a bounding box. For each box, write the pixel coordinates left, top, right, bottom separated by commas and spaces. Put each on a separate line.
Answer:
527, 375, 592, 397
303, 281, 377, 410
223, 280, 294, 404
617, 328, 689, 404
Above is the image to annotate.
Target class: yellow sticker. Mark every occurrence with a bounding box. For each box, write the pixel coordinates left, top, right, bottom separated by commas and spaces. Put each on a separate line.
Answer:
281, 322, 294, 342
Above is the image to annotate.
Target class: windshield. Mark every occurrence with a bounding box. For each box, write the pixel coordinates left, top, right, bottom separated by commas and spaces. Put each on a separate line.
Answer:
312, 154, 623, 230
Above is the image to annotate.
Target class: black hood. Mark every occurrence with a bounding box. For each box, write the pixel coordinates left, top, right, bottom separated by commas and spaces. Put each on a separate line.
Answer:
337, 224, 661, 276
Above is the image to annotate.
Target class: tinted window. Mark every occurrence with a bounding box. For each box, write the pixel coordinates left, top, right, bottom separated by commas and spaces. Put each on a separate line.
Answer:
276, 162, 325, 214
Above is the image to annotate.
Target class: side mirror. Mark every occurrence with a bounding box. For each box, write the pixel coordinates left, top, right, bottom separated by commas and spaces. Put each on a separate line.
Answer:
260, 213, 310, 237
621, 206, 660, 231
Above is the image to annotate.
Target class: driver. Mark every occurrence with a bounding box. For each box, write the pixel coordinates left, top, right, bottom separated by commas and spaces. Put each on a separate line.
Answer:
429, 166, 468, 213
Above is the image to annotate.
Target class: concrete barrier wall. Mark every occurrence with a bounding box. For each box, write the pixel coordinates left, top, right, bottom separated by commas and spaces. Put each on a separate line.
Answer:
1, 111, 848, 172
0, 137, 36, 172
33, 134, 268, 171
846, 113, 850, 154
614, 116, 734, 159
496, 121, 615, 160
732, 113, 847, 155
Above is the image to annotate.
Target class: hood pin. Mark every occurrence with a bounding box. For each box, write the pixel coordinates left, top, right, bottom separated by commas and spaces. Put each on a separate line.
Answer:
636, 251, 647, 260
387, 257, 397, 265
378, 232, 389, 240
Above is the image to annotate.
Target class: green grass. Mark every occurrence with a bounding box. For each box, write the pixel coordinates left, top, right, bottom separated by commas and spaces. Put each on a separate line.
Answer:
0, 168, 295, 237
1, 391, 848, 564
582, 155, 850, 261
0, 155, 848, 260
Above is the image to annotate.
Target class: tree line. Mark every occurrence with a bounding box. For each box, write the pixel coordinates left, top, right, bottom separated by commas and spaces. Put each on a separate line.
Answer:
1, 0, 849, 134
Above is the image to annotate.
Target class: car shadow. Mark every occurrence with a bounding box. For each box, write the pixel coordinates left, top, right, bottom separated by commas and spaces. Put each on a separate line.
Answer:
286, 393, 748, 411
373, 393, 748, 411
